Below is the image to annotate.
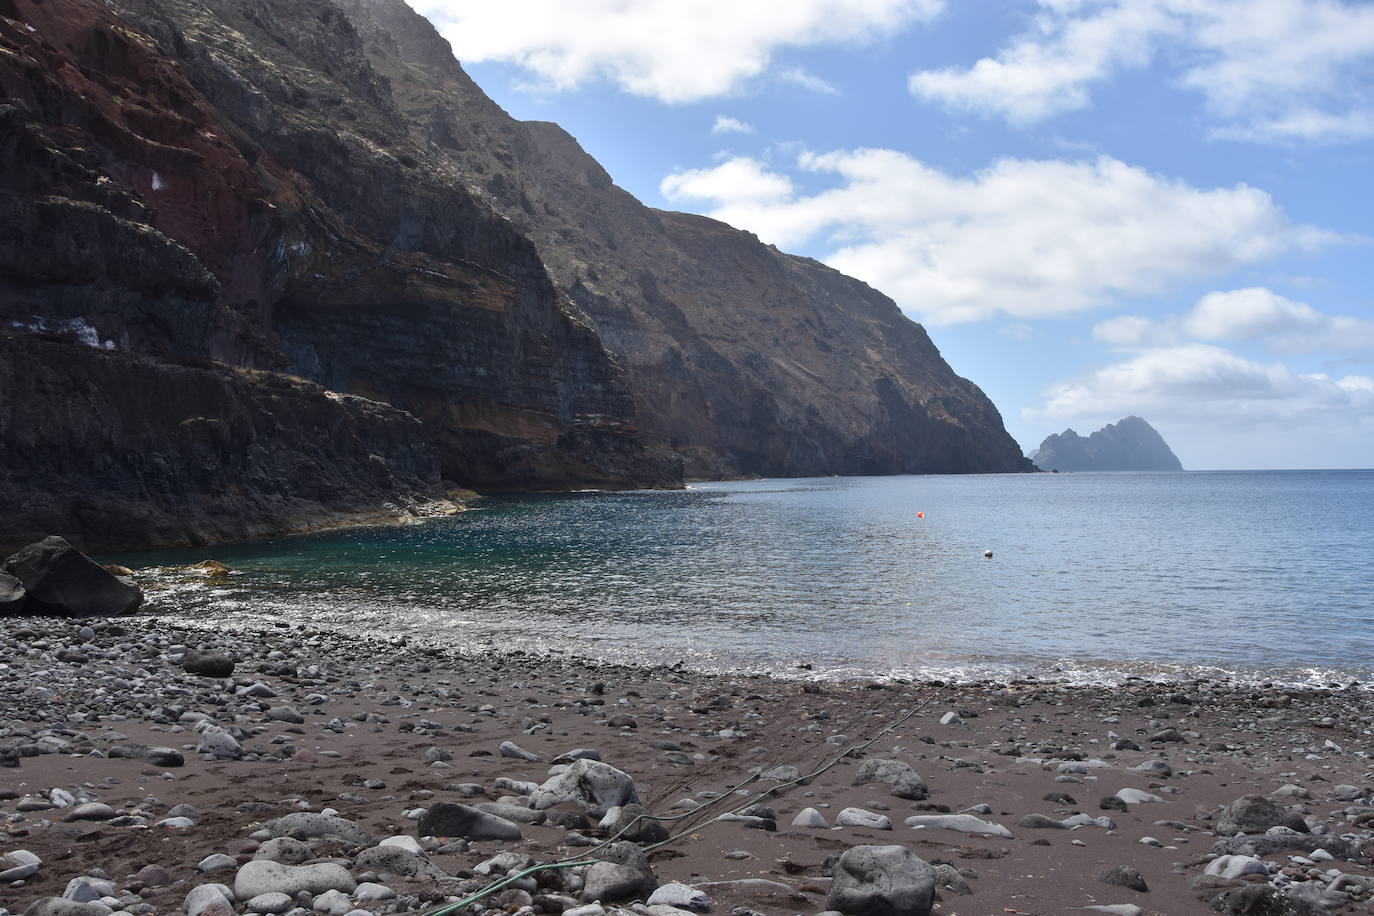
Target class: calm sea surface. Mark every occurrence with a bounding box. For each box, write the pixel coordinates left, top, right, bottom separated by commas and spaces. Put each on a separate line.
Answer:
109, 470, 1374, 686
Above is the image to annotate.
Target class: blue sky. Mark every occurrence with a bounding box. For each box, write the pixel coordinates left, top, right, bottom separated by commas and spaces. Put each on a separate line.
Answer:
412, 0, 1374, 469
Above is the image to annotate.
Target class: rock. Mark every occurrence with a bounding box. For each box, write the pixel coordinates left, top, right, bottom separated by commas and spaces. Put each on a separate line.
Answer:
598, 804, 669, 843
1, 537, 142, 615
133, 865, 172, 887
63, 878, 114, 903
761, 765, 799, 781
475, 801, 548, 825
64, 802, 116, 822
827, 844, 935, 916
1209, 885, 1327, 916
197, 727, 244, 760
262, 813, 373, 846
0, 850, 42, 881
646, 884, 711, 912
184, 884, 235, 916
254, 837, 315, 865
1204, 855, 1269, 880
792, 808, 828, 828
530, 759, 641, 817
198, 854, 238, 873
311, 889, 353, 916
0, 572, 26, 613
1114, 789, 1164, 805
583, 863, 655, 903
352, 846, 448, 878
182, 649, 235, 678
1130, 760, 1173, 777
552, 748, 602, 764
245, 894, 294, 915
499, 740, 541, 761
904, 814, 1013, 838
378, 836, 426, 854
1096, 866, 1148, 892
1100, 795, 1129, 812
352, 883, 395, 902
852, 759, 928, 800
267, 706, 306, 724
233, 862, 356, 900
146, 746, 186, 767
1216, 795, 1309, 836
416, 803, 521, 841
1150, 728, 1186, 743
23, 900, 113, 916
836, 808, 893, 830
1034, 416, 1181, 472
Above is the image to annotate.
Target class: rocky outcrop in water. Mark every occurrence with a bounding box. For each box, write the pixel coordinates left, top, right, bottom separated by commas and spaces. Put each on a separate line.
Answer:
1, 0, 1029, 550
1032, 416, 1183, 472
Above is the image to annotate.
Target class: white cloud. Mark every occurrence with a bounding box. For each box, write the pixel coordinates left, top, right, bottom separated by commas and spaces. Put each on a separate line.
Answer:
776, 66, 840, 95
1092, 288, 1374, 354
661, 151, 1329, 324
909, 0, 1374, 144
413, 0, 943, 104
712, 116, 756, 135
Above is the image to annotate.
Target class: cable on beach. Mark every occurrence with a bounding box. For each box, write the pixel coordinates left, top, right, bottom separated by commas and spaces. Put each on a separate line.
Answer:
412, 682, 944, 916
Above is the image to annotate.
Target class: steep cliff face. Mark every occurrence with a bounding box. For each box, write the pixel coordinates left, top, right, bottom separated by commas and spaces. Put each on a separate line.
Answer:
1033, 416, 1183, 472
335, 0, 1032, 478
0, 337, 447, 553
0, 0, 674, 505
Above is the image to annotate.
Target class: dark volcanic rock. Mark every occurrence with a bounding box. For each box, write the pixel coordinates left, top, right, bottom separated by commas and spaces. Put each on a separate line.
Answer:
0, 573, 26, 614
1, 536, 141, 615
1033, 416, 1183, 472
1216, 794, 1310, 837
827, 844, 936, 916
182, 650, 236, 679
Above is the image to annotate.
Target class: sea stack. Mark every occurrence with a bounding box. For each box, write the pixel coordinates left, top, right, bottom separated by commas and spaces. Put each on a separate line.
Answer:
1032, 416, 1183, 472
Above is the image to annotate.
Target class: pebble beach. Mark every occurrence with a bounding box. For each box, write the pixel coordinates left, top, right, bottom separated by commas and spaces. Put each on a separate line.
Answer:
5, 613, 1374, 916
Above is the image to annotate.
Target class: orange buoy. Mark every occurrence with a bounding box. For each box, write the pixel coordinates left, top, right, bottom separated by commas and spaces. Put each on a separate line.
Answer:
916, 512, 924, 518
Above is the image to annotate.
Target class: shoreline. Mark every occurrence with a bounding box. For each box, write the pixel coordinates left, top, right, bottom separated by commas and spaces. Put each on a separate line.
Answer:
5, 615, 1374, 916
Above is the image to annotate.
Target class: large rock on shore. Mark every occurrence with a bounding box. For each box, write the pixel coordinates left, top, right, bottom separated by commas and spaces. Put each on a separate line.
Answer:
827, 844, 936, 916
1216, 795, 1310, 836
1, 537, 141, 615
0, 573, 26, 613
530, 759, 640, 817
233, 862, 355, 900
417, 803, 521, 841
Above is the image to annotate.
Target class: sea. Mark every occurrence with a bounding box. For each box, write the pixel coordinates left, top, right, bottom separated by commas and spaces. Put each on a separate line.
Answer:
108, 470, 1374, 687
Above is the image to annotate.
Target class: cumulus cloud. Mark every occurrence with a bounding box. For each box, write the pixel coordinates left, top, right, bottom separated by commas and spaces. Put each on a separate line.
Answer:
660, 150, 1330, 324
712, 116, 756, 135
413, 0, 943, 103
1093, 288, 1374, 354
909, 0, 1374, 144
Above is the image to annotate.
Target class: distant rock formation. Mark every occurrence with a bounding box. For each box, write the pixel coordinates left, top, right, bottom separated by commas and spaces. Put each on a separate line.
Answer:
1032, 417, 1183, 472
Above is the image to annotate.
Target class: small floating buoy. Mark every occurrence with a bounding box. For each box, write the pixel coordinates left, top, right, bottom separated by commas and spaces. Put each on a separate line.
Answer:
983, 549, 993, 559
916, 512, 924, 518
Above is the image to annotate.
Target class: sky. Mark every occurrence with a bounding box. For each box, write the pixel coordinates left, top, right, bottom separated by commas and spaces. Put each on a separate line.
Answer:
410, 0, 1374, 470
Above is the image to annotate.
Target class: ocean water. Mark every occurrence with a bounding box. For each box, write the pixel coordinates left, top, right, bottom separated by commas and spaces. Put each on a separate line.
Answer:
109, 470, 1374, 686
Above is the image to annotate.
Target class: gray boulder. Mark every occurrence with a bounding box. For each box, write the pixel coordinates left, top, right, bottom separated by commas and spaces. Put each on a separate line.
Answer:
261, 813, 373, 847
1216, 795, 1309, 837
852, 759, 928, 800
827, 845, 936, 916
196, 727, 243, 761
184, 884, 235, 916
182, 649, 235, 678
0, 572, 26, 614
22, 900, 112, 916
530, 759, 640, 817
1, 850, 42, 881
583, 863, 656, 903
2, 536, 142, 615
253, 837, 314, 865
417, 803, 521, 841
233, 861, 355, 900
353, 846, 448, 878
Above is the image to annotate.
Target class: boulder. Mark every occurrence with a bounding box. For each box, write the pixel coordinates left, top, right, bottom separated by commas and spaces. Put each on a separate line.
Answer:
852, 759, 928, 800
253, 837, 314, 865
597, 804, 669, 843
2, 536, 142, 615
353, 845, 448, 878
530, 759, 640, 816
827, 844, 936, 916
1, 849, 42, 881
1216, 795, 1309, 837
417, 803, 521, 841
0, 572, 26, 613
233, 861, 356, 900
23, 899, 113, 916
261, 813, 372, 847
182, 649, 235, 678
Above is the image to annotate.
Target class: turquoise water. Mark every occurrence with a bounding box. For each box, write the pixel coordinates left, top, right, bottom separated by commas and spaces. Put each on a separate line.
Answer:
110, 470, 1374, 685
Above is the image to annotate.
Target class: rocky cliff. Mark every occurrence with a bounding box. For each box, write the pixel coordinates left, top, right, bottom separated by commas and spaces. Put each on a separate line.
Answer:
340, 0, 1032, 478
1, 0, 1029, 550
1033, 416, 1183, 472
